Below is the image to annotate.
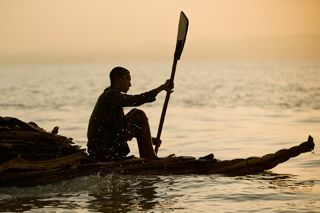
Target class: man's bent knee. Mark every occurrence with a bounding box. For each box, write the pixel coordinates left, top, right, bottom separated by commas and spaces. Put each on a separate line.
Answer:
127, 109, 148, 122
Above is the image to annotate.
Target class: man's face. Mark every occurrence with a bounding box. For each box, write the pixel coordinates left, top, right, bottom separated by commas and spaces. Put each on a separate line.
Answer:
119, 74, 131, 93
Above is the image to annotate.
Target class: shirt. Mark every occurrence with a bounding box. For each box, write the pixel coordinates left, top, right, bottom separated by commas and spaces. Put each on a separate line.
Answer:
87, 87, 158, 158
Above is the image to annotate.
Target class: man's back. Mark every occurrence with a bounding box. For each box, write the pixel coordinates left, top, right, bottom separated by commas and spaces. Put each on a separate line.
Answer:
87, 87, 125, 143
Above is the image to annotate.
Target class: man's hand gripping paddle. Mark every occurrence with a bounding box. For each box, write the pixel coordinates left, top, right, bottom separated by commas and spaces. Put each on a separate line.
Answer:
155, 11, 189, 154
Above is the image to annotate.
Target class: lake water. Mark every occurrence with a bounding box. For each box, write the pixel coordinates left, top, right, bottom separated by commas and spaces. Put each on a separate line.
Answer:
0, 61, 319, 212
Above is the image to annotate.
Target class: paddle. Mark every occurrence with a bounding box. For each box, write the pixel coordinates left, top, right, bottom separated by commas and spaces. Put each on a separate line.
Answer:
155, 11, 189, 154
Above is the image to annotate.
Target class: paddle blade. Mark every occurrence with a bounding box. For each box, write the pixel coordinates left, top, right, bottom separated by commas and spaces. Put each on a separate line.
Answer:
174, 11, 189, 60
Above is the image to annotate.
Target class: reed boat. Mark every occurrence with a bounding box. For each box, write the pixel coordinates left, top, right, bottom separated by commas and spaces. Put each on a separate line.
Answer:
0, 116, 315, 187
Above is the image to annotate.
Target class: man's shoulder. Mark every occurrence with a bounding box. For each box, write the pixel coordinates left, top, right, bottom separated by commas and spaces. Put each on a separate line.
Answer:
101, 87, 115, 97
98, 87, 123, 103
103, 87, 121, 95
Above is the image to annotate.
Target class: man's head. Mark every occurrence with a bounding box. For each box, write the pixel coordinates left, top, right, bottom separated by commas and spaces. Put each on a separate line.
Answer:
109, 67, 131, 93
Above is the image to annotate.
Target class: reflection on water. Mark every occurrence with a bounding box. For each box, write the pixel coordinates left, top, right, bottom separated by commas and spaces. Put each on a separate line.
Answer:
86, 175, 161, 212
0, 175, 180, 212
242, 172, 320, 194
1, 172, 320, 212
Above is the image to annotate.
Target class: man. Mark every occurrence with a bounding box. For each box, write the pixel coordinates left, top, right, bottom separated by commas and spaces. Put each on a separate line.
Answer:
87, 66, 173, 161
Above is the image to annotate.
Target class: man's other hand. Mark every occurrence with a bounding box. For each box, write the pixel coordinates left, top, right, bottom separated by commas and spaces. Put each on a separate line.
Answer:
152, 137, 162, 146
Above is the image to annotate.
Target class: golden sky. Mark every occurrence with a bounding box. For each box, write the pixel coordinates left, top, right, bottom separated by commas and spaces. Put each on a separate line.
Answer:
1, 0, 320, 62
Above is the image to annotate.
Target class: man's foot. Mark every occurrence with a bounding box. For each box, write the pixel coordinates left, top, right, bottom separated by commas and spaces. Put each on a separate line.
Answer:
142, 154, 176, 161
166, 154, 176, 158
157, 154, 176, 159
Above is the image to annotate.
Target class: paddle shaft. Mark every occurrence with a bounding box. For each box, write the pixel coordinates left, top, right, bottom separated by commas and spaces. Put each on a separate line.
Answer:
155, 57, 178, 154
154, 11, 188, 154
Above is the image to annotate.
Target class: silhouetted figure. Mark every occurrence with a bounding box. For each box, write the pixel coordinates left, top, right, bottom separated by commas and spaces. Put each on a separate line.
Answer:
87, 67, 173, 161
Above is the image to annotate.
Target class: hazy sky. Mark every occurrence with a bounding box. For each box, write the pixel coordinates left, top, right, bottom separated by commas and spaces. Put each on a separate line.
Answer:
1, 0, 320, 62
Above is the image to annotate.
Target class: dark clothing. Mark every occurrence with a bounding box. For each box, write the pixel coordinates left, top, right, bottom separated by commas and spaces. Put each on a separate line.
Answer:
87, 87, 158, 161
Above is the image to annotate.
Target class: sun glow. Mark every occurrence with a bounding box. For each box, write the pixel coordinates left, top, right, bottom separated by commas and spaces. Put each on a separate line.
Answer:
1, 0, 320, 62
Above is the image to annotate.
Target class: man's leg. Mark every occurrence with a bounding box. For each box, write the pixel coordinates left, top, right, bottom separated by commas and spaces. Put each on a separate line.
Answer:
125, 109, 158, 160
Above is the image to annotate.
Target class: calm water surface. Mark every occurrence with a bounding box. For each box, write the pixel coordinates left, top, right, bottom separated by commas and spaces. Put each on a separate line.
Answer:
0, 61, 319, 212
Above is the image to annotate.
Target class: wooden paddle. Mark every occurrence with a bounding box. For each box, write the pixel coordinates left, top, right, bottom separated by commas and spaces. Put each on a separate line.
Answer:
155, 11, 189, 154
